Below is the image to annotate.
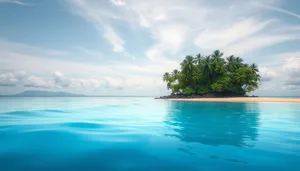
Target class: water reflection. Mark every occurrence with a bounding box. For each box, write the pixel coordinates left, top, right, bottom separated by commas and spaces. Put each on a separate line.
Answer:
165, 101, 260, 147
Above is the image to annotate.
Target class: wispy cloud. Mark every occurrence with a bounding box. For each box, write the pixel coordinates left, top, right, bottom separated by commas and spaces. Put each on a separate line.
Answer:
262, 5, 300, 19
103, 25, 125, 52
1, 0, 300, 96
194, 18, 277, 53
0, 0, 29, 5
224, 34, 299, 55
63, 0, 126, 53
0, 40, 172, 95
63, 0, 300, 63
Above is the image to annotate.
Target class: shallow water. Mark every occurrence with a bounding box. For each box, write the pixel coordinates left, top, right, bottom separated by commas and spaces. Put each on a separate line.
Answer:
0, 97, 300, 171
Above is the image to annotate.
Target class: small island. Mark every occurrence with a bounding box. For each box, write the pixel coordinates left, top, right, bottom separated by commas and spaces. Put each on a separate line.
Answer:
157, 50, 260, 99
156, 50, 300, 103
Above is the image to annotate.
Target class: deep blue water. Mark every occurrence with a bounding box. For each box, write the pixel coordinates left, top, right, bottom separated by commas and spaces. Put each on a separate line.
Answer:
0, 97, 300, 171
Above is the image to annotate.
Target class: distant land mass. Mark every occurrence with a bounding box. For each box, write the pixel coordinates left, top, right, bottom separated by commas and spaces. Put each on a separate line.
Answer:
4, 90, 85, 97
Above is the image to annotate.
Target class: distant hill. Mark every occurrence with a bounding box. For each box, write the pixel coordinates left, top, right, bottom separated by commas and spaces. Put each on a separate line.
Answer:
9, 90, 85, 97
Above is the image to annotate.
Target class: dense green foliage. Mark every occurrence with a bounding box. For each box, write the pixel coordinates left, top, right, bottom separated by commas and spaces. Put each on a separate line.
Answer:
163, 50, 260, 96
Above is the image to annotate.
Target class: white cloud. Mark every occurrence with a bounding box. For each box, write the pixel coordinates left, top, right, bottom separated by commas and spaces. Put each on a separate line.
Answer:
282, 55, 300, 87
53, 71, 72, 88
103, 77, 126, 90
261, 5, 300, 19
194, 18, 274, 50
103, 25, 125, 52
110, 0, 125, 6
24, 76, 51, 89
0, 0, 28, 5
283, 55, 300, 71
145, 23, 189, 61
63, 0, 300, 63
250, 51, 300, 95
2, 0, 300, 96
0, 39, 171, 95
63, 0, 126, 53
259, 67, 277, 82
0, 71, 26, 87
71, 78, 103, 89
257, 52, 300, 93
225, 34, 298, 55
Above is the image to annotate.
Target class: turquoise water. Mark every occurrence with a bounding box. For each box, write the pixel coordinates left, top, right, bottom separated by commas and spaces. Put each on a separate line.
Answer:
0, 97, 300, 171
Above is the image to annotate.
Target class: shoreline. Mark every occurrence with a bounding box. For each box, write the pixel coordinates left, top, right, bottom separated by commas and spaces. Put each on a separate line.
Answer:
162, 97, 300, 103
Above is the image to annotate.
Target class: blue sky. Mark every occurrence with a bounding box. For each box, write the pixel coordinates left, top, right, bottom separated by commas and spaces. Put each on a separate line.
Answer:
0, 0, 300, 96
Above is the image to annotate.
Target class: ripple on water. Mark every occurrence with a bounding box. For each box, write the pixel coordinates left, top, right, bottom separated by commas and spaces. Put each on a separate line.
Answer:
0, 110, 40, 117
42, 109, 71, 113
63, 122, 109, 129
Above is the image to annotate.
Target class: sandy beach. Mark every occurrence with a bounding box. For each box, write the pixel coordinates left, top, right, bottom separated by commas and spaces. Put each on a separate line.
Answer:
168, 97, 300, 103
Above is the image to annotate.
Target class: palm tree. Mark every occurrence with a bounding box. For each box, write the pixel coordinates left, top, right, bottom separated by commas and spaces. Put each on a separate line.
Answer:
235, 57, 244, 68
215, 61, 226, 74
243, 63, 249, 68
250, 63, 259, 73
163, 72, 173, 91
193, 53, 203, 65
201, 56, 213, 84
180, 55, 195, 73
171, 69, 180, 82
249, 63, 260, 81
163, 72, 170, 82
172, 69, 179, 77
226, 55, 236, 72
235, 57, 243, 63
226, 55, 235, 62
192, 65, 203, 81
211, 50, 224, 63
180, 55, 196, 89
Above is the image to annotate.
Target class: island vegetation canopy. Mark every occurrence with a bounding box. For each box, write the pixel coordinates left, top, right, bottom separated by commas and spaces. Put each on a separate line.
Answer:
162, 50, 260, 96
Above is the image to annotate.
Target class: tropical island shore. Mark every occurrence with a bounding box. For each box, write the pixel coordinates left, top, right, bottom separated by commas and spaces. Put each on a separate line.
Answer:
161, 50, 261, 99
165, 97, 300, 103
158, 50, 299, 103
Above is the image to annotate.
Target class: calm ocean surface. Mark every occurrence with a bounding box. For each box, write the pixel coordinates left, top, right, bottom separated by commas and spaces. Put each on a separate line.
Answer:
0, 97, 300, 171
